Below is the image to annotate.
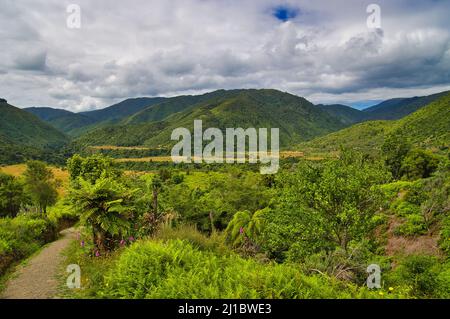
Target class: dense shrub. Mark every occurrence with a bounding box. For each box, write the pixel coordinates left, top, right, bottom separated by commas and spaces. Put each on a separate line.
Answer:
400, 149, 440, 180
170, 173, 184, 185
290, 240, 389, 284
160, 170, 272, 233
47, 200, 79, 231
154, 224, 228, 255
0, 214, 56, 275
440, 216, 450, 255
381, 175, 449, 237
394, 214, 427, 236
385, 255, 450, 298
98, 240, 393, 299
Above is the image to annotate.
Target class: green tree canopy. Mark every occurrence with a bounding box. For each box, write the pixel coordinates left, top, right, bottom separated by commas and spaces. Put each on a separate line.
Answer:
0, 172, 27, 217
69, 176, 135, 252
23, 161, 58, 214
382, 130, 411, 180
263, 149, 389, 260
400, 149, 440, 180
225, 209, 267, 247
67, 154, 121, 185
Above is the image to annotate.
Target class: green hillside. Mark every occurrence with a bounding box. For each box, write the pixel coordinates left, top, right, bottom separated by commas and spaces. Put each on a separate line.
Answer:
0, 102, 68, 148
124, 90, 243, 125
363, 90, 449, 120
318, 104, 370, 125
75, 89, 348, 148
81, 97, 166, 123
300, 92, 450, 155
0, 101, 70, 164
25, 107, 96, 136
0, 135, 45, 164
25, 98, 168, 137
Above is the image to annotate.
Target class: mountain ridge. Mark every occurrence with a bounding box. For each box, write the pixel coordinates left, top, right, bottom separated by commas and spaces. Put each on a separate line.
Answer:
300, 92, 450, 154
0, 101, 70, 164
25, 107, 97, 136
24, 89, 449, 139
74, 89, 348, 148
362, 90, 449, 120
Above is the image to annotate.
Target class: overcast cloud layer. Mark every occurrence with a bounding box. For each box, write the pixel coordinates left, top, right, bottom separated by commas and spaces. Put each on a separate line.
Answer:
1, 0, 450, 111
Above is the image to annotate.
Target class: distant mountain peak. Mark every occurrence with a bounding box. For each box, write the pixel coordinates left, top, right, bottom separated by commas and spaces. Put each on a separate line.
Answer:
362, 90, 450, 120
0, 98, 7, 103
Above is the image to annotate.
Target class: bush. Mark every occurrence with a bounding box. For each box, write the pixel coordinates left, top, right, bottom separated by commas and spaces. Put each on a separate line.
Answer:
97, 239, 399, 299
291, 241, 388, 284
392, 201, 421, 217
439, 216, 450, 255
400, 149, 440, 180
394, 214, 427, 236
436, 262, 450, 298
386, 255, 448, 298
46, 200, 79, 231
154, 224, 228, 255
0, 214, 56, 275
171, 173, 184, 185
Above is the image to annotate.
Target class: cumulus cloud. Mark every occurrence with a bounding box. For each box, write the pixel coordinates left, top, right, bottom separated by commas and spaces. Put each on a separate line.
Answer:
0, 0, 449, 111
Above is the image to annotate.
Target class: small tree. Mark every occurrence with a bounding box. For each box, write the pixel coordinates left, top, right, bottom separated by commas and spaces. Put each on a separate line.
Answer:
23, 161, 58, 214
382, 131, 411, 180
67, 154, 121, 186
0, 173, 27, 217
69, 177, 134, 252
274, 149, 389, 255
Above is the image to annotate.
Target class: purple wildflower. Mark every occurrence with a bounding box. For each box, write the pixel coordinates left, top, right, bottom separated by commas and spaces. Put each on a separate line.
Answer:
80, 240, 85, 248
95, 250, 100, 257
128, 236, 135, 242
240, 227, 244, 235
120, 239, 126, 246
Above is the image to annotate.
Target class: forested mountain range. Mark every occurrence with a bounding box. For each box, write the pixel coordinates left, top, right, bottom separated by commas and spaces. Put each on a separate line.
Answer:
300, 92, 450, 155
1, 89, 448, 164
0, 100, 69, 164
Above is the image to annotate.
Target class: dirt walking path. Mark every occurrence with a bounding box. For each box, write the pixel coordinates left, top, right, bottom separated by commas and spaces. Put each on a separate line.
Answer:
1, 228, 77, 299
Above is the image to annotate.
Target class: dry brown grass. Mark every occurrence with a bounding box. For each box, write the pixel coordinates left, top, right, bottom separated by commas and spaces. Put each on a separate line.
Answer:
89, 145, 154, 150
0, 164, 69, 196
304, 156, 325, 161
0, 164, 27, 176
123, 170, 155, 177
114, 151, 308, 163
280, 151, 304, 158
115, 156, 174, 163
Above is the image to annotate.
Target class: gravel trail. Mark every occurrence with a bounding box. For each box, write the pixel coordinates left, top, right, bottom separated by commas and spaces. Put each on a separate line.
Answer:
1, 228, 77, 299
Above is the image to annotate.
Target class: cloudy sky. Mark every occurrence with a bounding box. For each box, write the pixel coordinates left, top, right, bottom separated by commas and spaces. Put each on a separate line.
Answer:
1, 0, 450, 111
